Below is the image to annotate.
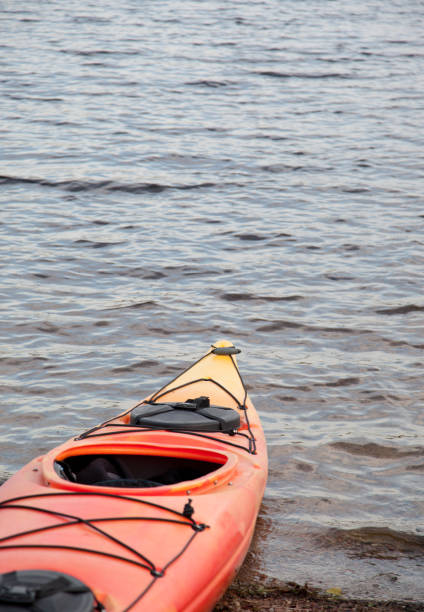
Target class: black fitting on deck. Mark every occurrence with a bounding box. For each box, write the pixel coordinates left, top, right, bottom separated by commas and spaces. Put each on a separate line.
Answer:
150, 569, 164, 578
183, 499, 194, 519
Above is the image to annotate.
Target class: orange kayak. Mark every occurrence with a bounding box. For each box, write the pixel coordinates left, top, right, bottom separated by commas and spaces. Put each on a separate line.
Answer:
0, 341, 267, 612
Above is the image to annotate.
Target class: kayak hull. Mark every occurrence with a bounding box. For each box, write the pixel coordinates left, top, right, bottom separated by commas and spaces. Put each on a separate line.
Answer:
0, 343, 267, 611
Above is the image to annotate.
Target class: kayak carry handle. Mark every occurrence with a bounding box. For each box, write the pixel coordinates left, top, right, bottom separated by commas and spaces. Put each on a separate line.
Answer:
211, 345, 241, 356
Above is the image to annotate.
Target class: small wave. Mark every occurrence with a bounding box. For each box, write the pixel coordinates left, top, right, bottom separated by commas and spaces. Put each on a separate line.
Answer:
254, 318, 357, 334
330, 441, 424, 459
255, 70, 351, 80
99, 268, 167, 280
36, 322, 60, 334
342, 243, 360, 251
74, 239, 125, 249
142, 271, 167, 280
261, 163, 304, 173
275, 395, 298, 402
325, 274, 355, 281
186, 79, 230, 88
255, 319, 303, 332
220, 292, 303, 303
60, 48, 139, 56
235, 233, 268, 241
6, 95, 63, 103
71, 15, 111, 25
112, 360, 159, 373
0, 175, 216, 194
325, 526, 424, 560
317, 377, 360, 388
106, 301, 157, 311
376, 304, 424, 315
0, 356, 48, 366
341, 187, 370, 194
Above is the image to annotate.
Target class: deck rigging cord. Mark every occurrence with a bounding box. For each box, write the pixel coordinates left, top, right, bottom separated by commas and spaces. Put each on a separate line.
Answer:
0, 491, 207, 611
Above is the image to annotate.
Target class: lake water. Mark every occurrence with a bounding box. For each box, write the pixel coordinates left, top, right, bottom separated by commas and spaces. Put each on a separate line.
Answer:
1, 0, 424, 602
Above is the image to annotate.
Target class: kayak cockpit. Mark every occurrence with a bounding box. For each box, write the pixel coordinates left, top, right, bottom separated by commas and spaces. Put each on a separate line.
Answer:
44, 443, 238, 494
55, 453, 223, 488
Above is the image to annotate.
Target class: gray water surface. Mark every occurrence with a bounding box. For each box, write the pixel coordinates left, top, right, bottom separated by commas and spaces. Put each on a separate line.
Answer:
1, 0, 424, 602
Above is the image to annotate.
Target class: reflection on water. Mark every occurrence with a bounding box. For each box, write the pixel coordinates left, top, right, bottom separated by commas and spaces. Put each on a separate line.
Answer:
1, 0, 424, 602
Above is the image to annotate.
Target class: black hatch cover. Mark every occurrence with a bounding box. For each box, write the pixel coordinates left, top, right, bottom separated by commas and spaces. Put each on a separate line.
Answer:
0, 570, 95, 612
130, 396, 240, 433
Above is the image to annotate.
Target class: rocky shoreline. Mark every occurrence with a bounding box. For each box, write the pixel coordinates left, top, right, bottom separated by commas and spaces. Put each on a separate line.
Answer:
215, 554, 424, 612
